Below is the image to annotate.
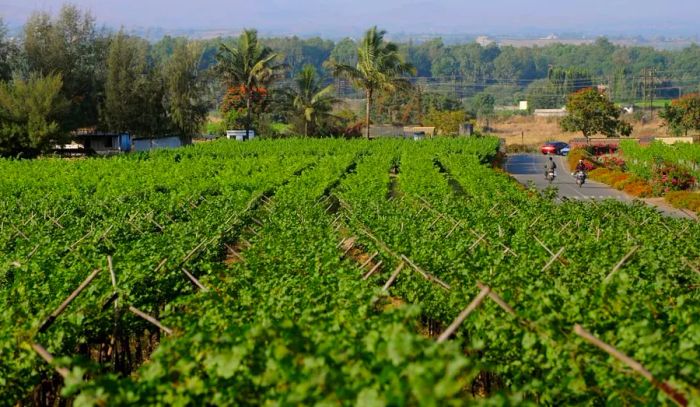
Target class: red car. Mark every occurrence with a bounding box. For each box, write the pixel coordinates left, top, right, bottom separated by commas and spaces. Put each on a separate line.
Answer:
540, 141, 569, 155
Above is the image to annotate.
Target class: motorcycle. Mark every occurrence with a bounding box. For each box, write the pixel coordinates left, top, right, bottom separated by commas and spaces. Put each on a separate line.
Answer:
574, 171, 586, 187
545, 169, 556, 183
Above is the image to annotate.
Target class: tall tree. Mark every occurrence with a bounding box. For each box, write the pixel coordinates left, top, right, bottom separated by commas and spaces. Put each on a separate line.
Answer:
216, 29, 283, 137
0, 19, 19, 82
163, 41, 209, 138
23, 5, 108, 130
659, 94, 700, 136
327, 26, 415, 139
281, 65, 338, 137
561, 87, 632, 142
104, 31, 168, 136
0, 73, 68, 157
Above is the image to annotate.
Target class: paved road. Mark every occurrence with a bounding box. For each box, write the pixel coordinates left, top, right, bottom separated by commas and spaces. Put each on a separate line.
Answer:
505, 153, 695, 219
505, 153, 629, 201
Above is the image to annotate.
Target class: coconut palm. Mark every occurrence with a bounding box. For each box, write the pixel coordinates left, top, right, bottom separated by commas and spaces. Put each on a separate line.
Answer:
327, 27, 415, 139
216, 29, 283, 137
282, 65, 339, 137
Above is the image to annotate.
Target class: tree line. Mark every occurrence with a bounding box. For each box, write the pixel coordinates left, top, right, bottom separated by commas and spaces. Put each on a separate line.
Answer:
3, 4, 700, 156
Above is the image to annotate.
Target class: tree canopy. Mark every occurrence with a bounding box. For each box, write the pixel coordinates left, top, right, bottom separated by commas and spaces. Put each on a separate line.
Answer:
561, 88, 633, 140
327, 26, 415, 139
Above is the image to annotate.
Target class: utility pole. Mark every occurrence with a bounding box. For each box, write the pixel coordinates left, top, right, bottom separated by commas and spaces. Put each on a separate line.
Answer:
649, 68, 656, 120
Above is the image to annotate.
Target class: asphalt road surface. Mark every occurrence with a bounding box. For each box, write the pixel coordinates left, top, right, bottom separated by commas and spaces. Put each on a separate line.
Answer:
505, 153, 695, 219
505, 154, 629, 201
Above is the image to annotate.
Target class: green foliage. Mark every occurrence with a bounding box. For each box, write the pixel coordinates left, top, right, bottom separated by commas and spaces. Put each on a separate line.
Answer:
0, 19, 19, 82
23, 5, 108, 130
279, 65, 338, 136
327, 26, 415, 138
1, 138, 700, 405
0, 73, 68, 156
472, 92, 495, 118
620, 139, 700, 180
104, 31, 167, 136
216, 29, 284, 136
526, 78, 561, 110
423, 109, 469, 135
659, 94, 700, 136
561, 88, 633, 140
163, 42, 210, 137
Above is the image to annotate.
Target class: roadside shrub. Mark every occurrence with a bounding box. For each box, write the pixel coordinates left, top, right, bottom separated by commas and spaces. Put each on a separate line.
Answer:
622, 180, 653, 197
589, 168, 653, 197
599, 155, 627, 171
650, 161, 697, 195
665, 191, 700, 212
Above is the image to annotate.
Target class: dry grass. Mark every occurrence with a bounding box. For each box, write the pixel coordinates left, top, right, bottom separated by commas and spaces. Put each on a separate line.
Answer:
489, 115, 667, 145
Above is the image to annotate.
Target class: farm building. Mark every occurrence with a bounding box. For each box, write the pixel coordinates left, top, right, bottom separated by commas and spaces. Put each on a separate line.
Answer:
61, 131, 132, 155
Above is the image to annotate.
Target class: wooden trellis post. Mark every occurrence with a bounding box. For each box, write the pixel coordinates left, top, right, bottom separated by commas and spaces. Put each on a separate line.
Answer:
573, 324, 687, 406
39, 268, 102, 333
437, 286, 491, 343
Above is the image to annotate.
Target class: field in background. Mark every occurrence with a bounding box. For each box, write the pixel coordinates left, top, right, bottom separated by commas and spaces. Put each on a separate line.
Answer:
490, 115, 669, 145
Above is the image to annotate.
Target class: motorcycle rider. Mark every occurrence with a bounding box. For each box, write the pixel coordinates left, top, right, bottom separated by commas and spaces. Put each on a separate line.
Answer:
575, 159, 587, 173
544, 156, 557, 178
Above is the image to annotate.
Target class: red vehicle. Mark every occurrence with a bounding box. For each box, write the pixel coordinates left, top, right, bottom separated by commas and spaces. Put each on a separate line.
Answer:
540, 141, 569, 155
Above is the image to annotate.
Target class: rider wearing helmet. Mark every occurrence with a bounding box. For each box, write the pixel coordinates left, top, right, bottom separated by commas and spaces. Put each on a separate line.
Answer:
544, 156, 557, 176
575, 159, 586, 173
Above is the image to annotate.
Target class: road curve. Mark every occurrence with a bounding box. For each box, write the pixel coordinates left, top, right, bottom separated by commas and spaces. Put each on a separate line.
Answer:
505, 153, 628, 201
504, 153, 695, 219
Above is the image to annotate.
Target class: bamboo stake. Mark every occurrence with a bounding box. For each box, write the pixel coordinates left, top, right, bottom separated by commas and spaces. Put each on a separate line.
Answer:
224, 244, 245, 262
604, 246, 639, 283
362, 260, 383, 280
469, 233, 487, 251
382, 262, 404, 292
437, 286, 491, 343
47, 215, 64, 229
154, 258, 169, 273
682, 258, 700, 277
181, 239, 207, 265
573, 324, 688, 407
541, 247, 566, 273
107, 256, 116, 288
533, 236, 568, 266
182, 269, 208, 292
97, 224, 114, 242
26, 244, 40, 260
68, 228, 94, 251
359, 252, 379, 269
39, 268, 102, 332
528, 213, 544, 228
427, 214, 444, 229
336, 238, 347, 249
400, 255, 451, 291
476, 282, 516, 316
31, 343, 69, 378
11, 224, 29, 241
128, 306, 173, 335
445, 221, 462, 238
342, 241, 355, 257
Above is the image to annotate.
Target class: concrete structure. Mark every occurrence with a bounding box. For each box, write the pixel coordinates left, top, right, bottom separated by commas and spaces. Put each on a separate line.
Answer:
533, 108, 567, 117
133, 136, 188, 152
226, 130, 255, 141
63, 131, 132, 155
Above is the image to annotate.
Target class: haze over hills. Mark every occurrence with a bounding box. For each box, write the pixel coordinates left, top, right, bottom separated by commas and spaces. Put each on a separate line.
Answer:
2, 0, 700, 48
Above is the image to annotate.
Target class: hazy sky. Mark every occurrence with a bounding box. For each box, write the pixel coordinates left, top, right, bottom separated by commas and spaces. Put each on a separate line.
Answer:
2, 0, 699, 36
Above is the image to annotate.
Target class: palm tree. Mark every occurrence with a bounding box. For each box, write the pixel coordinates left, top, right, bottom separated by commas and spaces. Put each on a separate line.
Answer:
327, 27, 415, 139
282, 65, 339, 137
216, 29, 283, 137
